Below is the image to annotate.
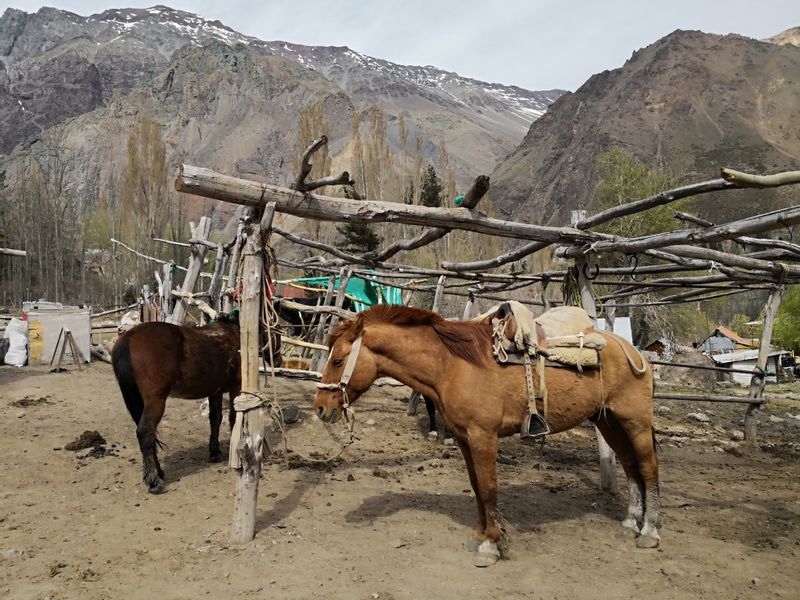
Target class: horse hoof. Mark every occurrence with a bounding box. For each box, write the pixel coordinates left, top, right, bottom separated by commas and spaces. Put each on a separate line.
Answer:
148, 481, 167, 495
209, 453, 223, 463
621, 518, 641, 535
473, 540, 500, 567
443, 437, 455, 446
427, 431, 439, 440
636, 534, 660, 549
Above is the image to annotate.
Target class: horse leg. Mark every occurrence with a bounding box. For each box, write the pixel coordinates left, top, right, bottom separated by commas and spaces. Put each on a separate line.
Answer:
443, 425, 454, 446
208, 392, 223, 462
454, 437, 486, 550
628, 427, 660, 549
425, 396, 453, 445
425, 396, 439, 440
465, 430, 505, 567
594, 414, 645, 533
137, 397, 166, 494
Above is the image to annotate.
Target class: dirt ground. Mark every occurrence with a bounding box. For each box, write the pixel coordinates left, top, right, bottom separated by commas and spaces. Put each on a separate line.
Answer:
1, 363, 799, 600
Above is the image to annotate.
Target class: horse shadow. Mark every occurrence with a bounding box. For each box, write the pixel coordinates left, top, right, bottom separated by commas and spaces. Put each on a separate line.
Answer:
162, 440, 232, 481
344, 479, 621, 533
162, 438, 322, 535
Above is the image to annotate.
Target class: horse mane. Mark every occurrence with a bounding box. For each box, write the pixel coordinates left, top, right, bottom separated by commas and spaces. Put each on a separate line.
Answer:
329, 305, 491, 366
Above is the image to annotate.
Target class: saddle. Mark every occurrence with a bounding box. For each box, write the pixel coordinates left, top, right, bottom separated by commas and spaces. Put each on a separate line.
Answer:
487, 302, 607, 439
491, 302, 606, 369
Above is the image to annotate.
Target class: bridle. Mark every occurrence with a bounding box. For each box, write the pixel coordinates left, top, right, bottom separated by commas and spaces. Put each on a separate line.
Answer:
315, 335, 363, 434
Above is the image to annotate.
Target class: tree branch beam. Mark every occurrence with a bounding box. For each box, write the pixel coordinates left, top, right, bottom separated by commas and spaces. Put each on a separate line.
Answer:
176, 165, 597, 244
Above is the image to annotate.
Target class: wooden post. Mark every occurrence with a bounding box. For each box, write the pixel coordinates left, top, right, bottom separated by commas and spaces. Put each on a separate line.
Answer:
162, 262, 174, 318
573, 207, 618, 495
744, 285, 785, 444
462, 294, 475, 320
222, 222, 245, 314
207, 244, 226, 312
140, 284, 151, 323
432, 275, 446, 313
315, 268, 352, 369
230, 204, 275, 544
596, 298, 619, 494
310, 274, 338, 371
170, 217, 212, 325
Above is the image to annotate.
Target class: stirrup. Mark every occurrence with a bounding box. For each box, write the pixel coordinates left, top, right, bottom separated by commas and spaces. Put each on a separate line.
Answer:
520, 411, 551, 439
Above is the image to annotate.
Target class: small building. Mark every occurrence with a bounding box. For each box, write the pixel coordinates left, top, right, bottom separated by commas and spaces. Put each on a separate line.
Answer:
645, 337, 673, 359
698, 326, 757, 355
710, 349, 790, 385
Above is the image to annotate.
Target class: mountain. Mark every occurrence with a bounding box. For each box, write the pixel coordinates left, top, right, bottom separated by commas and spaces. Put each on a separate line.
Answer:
763, 26, 800, 47
0, 5, 562, 174
490, 29, 800, 226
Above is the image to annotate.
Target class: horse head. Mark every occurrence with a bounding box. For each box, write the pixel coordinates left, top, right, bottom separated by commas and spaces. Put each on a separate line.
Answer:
313, 316, 379, 423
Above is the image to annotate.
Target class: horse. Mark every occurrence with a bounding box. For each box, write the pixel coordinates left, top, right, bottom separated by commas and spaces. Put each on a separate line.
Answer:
408, 391, 454, 444
313, 304, 658, 567
111, 314, 241, 494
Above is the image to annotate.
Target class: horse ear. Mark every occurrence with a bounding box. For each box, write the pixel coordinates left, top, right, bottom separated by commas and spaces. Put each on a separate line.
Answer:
351, 317, 365, 338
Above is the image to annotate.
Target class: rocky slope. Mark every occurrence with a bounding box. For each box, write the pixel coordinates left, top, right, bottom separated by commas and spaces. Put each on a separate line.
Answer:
2, 40, 350, 214
0, 5, 562, 174
491, 29, 800, 226
764, 26, 800, 47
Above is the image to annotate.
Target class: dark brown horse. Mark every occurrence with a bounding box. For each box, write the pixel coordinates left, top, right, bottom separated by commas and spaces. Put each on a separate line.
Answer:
313, 305, 658, 567
111, 314, 241, 494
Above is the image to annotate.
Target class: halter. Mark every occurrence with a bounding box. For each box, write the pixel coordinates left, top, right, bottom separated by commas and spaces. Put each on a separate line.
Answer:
316, 335, 363, 435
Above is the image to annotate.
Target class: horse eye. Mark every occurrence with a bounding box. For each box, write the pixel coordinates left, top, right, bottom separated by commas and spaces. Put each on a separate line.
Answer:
332, 358, 343, 367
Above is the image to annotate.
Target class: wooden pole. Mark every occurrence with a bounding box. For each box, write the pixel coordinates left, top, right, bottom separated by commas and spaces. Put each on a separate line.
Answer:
578, 257, 619, 494
572, 206, 619, 495
169, 217, 212, 325
207, 244, 226, 312
161, 262, 174, 318
176, 164, 596, 244
432, 275, 446, 313
744, 286, 785, 445
315, 269, 353, 369
230, 204, 275, 544
310, 274, 339, 371
222, 222, 245, 314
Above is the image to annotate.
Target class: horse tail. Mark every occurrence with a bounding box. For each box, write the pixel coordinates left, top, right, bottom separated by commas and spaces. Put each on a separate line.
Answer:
111, 334, 143, 424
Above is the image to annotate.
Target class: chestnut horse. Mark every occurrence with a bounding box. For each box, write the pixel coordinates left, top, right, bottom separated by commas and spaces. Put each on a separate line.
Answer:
111, 314, 241, 494
313, 305, 658, 566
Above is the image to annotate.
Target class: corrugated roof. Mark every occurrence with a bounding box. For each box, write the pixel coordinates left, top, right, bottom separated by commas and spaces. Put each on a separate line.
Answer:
716, 326, 757, 346
711, 349, 788, 364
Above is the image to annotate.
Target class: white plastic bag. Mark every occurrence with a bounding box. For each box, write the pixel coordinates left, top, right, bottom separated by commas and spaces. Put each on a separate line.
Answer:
3, 317, 28, 367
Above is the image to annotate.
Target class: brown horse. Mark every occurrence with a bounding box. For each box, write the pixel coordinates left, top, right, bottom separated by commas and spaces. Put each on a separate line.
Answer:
313, 305, 658, 566
111, 314, 241, 494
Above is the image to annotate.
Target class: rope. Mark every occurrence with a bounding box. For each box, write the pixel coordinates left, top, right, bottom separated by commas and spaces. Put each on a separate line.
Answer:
608, 333, 648, 375
492, 317, 509, 363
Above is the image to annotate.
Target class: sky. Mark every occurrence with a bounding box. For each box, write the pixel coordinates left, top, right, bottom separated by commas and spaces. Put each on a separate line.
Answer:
2, 0, 799, 91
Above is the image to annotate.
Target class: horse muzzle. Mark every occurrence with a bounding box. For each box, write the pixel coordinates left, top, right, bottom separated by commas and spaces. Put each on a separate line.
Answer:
315, 403, 341, 423
313, 386, 343, 423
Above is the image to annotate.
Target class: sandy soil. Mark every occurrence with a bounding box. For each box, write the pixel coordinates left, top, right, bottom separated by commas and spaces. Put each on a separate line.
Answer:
1, 363, 799, 600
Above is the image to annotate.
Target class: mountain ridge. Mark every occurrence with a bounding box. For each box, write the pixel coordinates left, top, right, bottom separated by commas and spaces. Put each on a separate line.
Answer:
0, 4, 562, 174
490, 28, 800, 226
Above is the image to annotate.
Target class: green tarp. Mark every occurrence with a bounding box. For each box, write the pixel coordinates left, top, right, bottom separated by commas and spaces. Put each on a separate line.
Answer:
289, 275, 402, 312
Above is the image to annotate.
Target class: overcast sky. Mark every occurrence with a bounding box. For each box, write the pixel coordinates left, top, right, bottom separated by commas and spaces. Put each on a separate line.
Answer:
3, 1, 799, 90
